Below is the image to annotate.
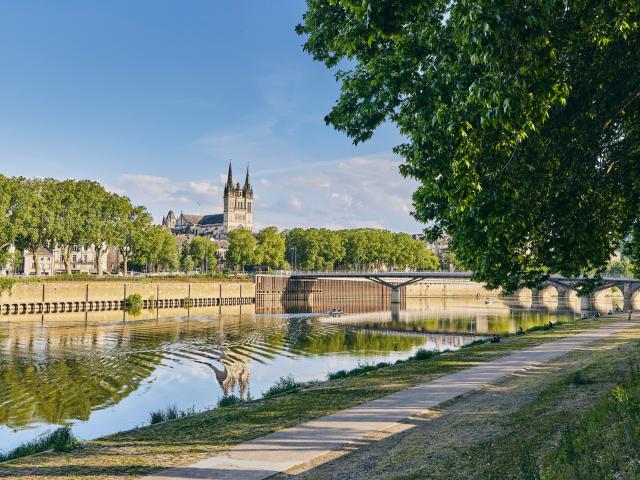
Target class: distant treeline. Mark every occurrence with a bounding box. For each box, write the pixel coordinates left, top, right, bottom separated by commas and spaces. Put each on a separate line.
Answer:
225, 227, 440, 272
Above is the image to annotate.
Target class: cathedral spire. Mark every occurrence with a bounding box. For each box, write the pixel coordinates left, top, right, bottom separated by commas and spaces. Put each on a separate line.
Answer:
243, 164, 251, 195
225, 160, 234, 195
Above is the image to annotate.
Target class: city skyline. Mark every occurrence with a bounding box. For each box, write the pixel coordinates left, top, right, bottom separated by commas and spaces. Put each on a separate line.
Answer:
0, 1, 421, 232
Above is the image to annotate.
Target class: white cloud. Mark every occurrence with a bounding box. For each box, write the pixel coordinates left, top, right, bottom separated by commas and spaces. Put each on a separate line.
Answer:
109, 154, 422, 233
254, 154, 421, 232
109, 174, 223, 219
288, 194, 302, 212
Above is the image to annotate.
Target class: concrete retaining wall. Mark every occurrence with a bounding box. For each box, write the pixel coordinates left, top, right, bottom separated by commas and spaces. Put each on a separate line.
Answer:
0, 281, 255, 317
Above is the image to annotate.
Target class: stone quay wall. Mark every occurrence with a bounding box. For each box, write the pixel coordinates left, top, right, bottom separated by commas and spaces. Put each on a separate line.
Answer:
255, 275, 498, 306
0, 281, 255, 317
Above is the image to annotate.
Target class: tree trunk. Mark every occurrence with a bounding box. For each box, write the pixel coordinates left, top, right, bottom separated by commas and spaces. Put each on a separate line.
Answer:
33, 250, 41, 276
63, 245, 72, 274
96, 248, 104, 276
123, 257, 129, 276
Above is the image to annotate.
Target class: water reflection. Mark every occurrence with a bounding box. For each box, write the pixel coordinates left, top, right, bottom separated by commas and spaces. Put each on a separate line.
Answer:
0, 313, 448, 450
0, 296, 580, 452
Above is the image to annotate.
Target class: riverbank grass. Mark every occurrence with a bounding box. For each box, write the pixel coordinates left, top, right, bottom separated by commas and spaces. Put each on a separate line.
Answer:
0, 428, 76, 463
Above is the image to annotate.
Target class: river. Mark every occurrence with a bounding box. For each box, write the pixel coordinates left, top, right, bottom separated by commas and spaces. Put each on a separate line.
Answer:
0, 296, 586, 452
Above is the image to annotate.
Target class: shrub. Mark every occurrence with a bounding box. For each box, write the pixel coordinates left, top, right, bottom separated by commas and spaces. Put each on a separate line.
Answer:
262, 375, 304, 398
148, 405, 195, 425
125, 293, 143, 315
217, 395, 243, 408
0, 277, 14, 294
0, 427, 77, 462
327, 362, 391, 380
409, 348, 437, 361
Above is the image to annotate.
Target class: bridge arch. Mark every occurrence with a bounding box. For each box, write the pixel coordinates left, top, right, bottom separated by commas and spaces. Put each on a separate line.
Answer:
632, 288, 640, 310
593, 285, 624, 313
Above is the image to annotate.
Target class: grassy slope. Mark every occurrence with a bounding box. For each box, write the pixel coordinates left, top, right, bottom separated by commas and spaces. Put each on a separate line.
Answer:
273, 324, 640, 479
0, 316, 629, 480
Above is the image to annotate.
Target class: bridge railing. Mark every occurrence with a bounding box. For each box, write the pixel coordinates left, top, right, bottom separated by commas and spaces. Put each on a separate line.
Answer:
256, 270, 640, 282
255, 270, 473, 278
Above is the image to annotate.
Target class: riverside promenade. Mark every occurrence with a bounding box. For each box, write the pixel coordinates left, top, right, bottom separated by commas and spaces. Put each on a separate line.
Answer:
146, 317, 639, 480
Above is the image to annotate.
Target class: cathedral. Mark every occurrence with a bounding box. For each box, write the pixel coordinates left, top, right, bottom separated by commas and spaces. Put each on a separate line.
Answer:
162, 163, 253, 238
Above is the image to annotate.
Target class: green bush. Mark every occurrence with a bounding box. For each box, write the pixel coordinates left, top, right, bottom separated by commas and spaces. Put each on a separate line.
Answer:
409, 348, 438, 361
327, 362, 391, 380
149, 405, 195, 425
125, 293, 143, 315
217, 395, 243, 408
0, 277, 14, 294
262, 375, 304, 398
0, 427, 77, 462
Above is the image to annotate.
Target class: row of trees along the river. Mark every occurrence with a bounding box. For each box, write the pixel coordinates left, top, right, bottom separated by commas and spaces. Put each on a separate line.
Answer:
225, 227, 440, 272
0, 176, 178, 275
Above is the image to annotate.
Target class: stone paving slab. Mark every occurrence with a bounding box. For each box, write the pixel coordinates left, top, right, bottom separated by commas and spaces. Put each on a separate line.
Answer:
146, 319, 638, 480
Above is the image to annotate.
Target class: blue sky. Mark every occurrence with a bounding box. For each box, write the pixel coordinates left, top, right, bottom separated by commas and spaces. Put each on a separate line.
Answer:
0, 1, 422, 232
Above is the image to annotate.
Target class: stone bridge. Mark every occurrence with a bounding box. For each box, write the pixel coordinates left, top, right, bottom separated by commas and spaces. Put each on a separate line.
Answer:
288, 271, 640, 310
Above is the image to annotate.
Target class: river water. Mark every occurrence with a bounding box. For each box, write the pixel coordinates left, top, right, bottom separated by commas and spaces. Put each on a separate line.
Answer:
0, 296, 589, 452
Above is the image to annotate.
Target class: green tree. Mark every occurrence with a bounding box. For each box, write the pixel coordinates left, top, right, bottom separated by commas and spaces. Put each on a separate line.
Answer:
256, 227, 287, 270
53, 180, 96, 274
15, 178, 59, 275
0, 176, 22, 267
135, 226, 178, 273
181, 254, 195, 273
298, 1, 640, 292
114, 204, 153, 275
84, 186, 131, 275
226, 228, 257, 271
184, 236, 219, 273
442, 251, 458, 272
188, 236, 209, 272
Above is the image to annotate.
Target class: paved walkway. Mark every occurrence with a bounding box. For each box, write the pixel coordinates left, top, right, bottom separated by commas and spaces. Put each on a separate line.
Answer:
146, 318, 638, 480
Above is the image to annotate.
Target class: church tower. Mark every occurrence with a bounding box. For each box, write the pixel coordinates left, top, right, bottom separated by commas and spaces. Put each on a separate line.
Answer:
223, 162, 253, 234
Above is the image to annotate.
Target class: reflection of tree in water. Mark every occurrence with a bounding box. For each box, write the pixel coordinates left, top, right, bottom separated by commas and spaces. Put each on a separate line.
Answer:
0, 324, 173, 429
348, 311, 576, 335
0, 316, 440, 429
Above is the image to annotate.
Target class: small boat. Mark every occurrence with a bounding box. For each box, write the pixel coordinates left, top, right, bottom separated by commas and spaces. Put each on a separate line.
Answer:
327, 309, 344, 317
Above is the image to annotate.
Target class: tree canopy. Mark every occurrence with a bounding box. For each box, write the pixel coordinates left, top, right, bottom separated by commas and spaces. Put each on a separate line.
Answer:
285, 228, 439, 271
297, 1, 640, 291
0, 175, 174, 275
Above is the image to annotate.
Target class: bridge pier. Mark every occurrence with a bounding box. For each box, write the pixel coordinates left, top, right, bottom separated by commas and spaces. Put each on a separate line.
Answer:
391, 302, 400, 322
556, 285, 572, 310
623, 282, 640, 311
391, 287, 401, 305
580, 295, 594, 312
530, 289, 545, 310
